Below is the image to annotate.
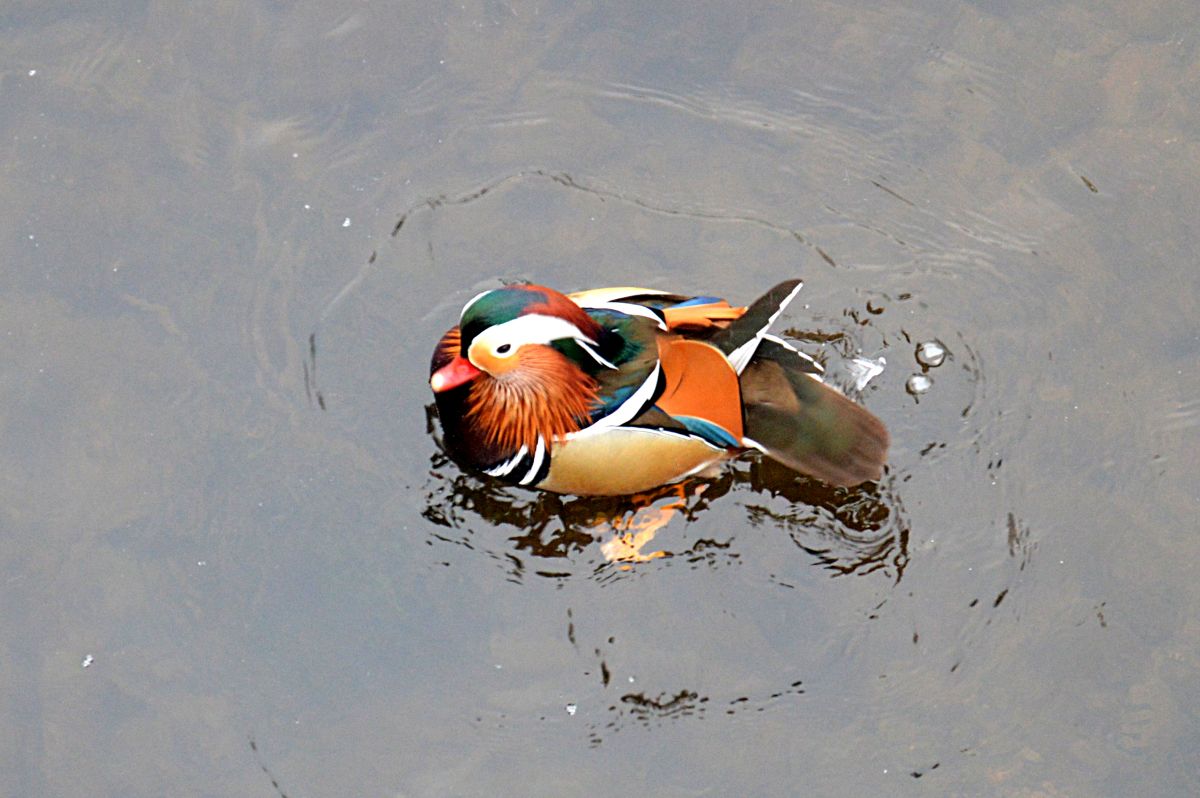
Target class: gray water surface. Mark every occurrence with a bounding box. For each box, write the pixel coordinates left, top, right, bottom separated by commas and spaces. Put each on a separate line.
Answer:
2, 2, 1198, 796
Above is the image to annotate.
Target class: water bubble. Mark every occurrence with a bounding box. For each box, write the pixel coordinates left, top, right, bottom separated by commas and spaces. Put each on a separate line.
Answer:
81, 654, 94, 668
906, 374, 933, 396
566, 703, 577, 716
915, 340, 946, 368
847, 356, 886, 390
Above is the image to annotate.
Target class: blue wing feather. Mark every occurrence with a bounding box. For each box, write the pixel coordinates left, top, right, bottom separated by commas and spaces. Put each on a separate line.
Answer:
671, 415, 741, 448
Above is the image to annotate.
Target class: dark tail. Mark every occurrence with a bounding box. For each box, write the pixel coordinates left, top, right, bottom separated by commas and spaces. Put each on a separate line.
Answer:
708, 280, 803, 372
739, 338, 889, 487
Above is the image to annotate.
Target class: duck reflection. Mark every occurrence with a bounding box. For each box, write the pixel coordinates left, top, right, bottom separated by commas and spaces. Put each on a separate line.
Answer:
421, 420, 909, 583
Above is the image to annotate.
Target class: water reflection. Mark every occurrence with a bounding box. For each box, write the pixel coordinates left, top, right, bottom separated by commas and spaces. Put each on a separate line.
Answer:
581, 677, 811, 747
736, 458, 909, 580
421, 420, 909, 584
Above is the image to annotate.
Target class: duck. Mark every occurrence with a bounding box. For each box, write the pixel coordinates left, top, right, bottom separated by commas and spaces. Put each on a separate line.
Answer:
429, 280, 888, 496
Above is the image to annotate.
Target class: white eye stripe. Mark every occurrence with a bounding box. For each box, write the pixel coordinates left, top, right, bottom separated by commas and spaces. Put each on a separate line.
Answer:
565, 361, 662, 439
472, 314, 595, 354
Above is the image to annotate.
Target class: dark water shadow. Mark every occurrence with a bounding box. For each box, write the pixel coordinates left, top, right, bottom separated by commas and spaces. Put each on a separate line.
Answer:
420, 409, 909, 587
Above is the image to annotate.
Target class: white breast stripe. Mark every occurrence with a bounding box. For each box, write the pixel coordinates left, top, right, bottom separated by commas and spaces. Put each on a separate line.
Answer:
565, 361, 663, 440
576, 338, 618, 370
727, 282, 805, 374
519, 436, 546, 485
485, 444, 528, 477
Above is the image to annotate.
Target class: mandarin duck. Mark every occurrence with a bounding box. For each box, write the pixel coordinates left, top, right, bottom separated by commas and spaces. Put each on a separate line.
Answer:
428, 281, 888, 496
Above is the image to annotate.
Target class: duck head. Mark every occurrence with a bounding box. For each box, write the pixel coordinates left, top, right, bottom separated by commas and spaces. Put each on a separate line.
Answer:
429, 285, 611, 454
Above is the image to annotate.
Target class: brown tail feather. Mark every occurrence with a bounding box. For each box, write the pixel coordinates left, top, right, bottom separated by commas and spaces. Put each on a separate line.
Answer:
740, 350, 889, 487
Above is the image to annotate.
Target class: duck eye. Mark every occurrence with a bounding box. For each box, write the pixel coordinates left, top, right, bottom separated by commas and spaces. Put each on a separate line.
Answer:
496, 343, 512, 355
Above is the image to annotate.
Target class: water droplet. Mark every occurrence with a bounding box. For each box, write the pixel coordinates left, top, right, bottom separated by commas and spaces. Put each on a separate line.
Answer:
81, 654, 94, 668
915, 340, 946, 368
847, 356, 886, 390
906, 374, 933, 396
341, 217, 351, 228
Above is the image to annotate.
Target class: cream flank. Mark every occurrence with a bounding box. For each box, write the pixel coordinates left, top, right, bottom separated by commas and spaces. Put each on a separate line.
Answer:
539, 426, 729, 495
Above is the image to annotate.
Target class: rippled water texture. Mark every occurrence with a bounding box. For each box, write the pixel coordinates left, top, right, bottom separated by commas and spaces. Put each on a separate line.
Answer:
2, 2, 1198, 796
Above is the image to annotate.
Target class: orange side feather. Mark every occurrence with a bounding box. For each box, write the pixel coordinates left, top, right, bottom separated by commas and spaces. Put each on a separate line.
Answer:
662, 302, 746, 330
654, 338, 744, 442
